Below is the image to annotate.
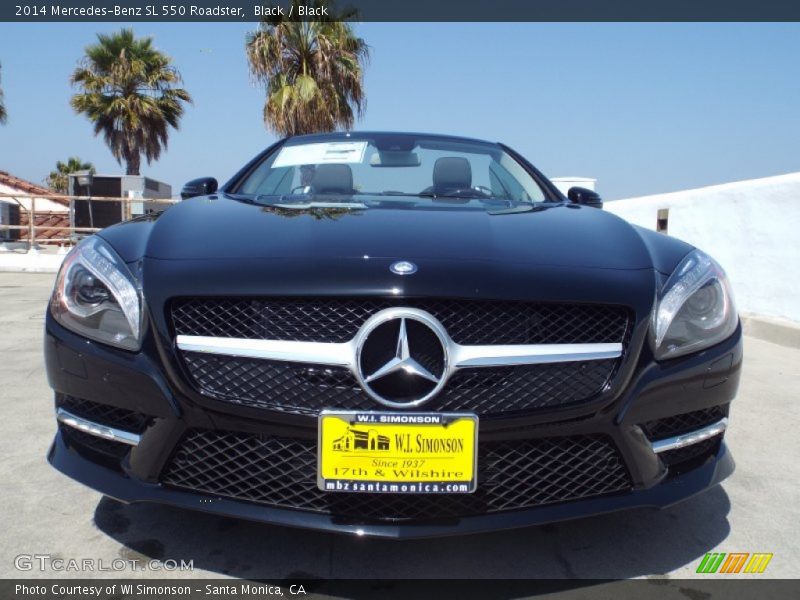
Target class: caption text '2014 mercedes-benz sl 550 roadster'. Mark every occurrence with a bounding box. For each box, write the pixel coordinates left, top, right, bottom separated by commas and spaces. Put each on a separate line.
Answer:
45, 132, 741, 538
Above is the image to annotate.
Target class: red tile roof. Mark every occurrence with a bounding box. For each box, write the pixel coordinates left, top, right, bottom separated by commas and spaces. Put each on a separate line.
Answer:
19, 211, 71, 241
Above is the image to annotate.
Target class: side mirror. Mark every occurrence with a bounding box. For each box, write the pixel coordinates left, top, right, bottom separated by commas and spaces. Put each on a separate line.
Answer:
567, 186, 603, 209
181, 177, 218, 200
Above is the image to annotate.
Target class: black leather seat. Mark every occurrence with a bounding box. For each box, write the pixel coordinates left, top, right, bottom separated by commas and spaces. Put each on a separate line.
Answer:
311, 164, 355, 195
432, 157, 472, 195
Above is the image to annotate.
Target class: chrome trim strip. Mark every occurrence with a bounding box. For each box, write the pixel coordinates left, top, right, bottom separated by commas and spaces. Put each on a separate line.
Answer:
176, 335, 355, 367
176, 334, 622, 370
56, 408, 141, 446
651, 418, 728, 454
450, 342, 622, 368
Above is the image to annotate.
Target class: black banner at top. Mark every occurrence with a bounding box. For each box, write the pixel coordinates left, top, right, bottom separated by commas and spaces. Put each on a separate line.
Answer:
3, 0, 800, 22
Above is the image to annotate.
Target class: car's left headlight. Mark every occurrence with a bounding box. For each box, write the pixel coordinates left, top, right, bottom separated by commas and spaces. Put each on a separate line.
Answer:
50, 236, 142, 351
651, 249, 738, 360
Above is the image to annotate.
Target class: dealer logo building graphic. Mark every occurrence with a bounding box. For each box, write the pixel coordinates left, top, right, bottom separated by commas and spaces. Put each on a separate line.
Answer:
332, 427, 391, 452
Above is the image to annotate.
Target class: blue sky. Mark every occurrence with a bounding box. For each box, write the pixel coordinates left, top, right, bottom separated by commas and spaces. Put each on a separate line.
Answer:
0, 22, 798, 199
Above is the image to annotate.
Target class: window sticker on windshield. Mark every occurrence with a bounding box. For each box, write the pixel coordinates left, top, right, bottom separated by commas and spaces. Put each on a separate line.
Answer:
272, 142, 368, 168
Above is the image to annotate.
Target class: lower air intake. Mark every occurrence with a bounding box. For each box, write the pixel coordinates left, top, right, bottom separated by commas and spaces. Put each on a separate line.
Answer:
162, 430, 632, 521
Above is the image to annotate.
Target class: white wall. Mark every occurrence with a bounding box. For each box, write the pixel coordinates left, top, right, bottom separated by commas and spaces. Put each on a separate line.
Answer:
606, 173, 800, 323
0, 182, 68, 212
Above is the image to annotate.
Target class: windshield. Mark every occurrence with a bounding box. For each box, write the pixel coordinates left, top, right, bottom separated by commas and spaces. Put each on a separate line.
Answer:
230, 134, 551, 211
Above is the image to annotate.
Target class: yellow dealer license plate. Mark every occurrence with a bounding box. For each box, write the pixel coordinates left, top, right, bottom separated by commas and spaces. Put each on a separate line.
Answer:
318, 411, 478, 494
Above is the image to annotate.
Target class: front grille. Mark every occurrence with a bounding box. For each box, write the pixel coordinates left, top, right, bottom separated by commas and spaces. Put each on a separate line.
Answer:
171, 297, 630, 345
161, 430, 632, 521
641, 405, 728, 441
182, 352, 618, 416
56, 395, 151, 433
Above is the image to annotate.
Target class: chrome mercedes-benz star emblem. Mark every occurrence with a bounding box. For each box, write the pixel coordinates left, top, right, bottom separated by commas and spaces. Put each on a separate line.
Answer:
364, 319, 439, 385
354, 308, 449, 408
390, 261, 417, 275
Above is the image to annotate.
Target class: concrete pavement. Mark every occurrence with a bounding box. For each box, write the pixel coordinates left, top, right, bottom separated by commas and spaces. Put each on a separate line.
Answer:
1, 272, 797, 581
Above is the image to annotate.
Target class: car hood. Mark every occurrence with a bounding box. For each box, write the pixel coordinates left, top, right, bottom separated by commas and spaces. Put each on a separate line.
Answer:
98, 197, 695, 329
105, 196, 661, 270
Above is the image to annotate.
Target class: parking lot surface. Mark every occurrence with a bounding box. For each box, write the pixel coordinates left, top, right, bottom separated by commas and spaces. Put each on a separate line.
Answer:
1, 272, 798, 581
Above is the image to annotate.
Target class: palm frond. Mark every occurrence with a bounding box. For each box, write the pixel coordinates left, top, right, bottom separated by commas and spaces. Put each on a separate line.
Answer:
45, 157, 94, 193
69, 28, 192, 175
245, 0, 369, 136
0, 60, 7, 125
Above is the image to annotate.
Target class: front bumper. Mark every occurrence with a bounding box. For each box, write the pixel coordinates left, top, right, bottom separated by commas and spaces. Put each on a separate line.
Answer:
45, 314, 742, 539
48, 430, 735, 539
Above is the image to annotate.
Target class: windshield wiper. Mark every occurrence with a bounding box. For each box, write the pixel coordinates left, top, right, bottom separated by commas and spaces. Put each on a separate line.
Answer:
419, 190, 499, 200
252, 193, 366, 209
272, 201, 367, 210
488, 204, 549, 215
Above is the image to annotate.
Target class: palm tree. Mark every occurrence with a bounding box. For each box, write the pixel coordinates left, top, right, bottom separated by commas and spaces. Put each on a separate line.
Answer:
46, 157, 95, 193
0, 61, 7, 125
70, 28, 191, 176
246, 0, 369, 137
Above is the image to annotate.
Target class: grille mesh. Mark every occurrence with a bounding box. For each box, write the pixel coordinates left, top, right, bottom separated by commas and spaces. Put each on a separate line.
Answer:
171, 297, 630, 345
641, 405, 727, 441
56, 395, 150, 433
161, 430, 632, 520
182, 352, 618, 416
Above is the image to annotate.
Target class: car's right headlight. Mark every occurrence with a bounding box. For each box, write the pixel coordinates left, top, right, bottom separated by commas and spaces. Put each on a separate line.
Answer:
651, 249, 738, 360
50, 236, 142, 351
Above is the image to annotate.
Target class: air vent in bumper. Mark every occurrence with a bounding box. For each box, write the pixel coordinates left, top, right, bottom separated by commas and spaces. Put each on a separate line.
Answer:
161, 430, 632, 521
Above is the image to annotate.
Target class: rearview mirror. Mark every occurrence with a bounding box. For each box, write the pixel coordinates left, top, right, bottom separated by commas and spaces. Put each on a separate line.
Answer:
369, 151, 422, 167
567, 186, 603, 209
181, 177, 218, 200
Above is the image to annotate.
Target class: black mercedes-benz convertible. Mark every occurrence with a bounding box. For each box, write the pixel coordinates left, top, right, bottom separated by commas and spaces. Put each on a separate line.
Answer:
45, 132, 741, 537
